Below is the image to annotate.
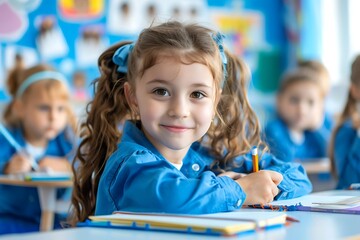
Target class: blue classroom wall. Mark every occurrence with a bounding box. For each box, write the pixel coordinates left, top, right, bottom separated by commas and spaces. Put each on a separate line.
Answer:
0, 0, 320, 101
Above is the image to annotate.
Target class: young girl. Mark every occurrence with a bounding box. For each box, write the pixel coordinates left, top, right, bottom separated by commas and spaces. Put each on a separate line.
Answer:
264, 69, 331, 162
0, 64, 78, 234
71, 21, 311, 225
330, 55, 360, 189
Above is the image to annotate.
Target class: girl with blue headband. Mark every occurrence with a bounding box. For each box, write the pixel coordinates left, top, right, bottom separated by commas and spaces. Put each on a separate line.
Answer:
71, 21, 311, 225
0, 64, 78, 233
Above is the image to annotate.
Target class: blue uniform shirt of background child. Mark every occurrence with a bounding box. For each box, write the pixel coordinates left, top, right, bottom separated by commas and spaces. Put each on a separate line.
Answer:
265, 114, 332, 162
333, 121, 360, 189
264, 68, 332, 163
0, 126, 76, 233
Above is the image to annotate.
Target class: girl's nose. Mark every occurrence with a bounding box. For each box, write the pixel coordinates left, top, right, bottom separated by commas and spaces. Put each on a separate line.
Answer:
298, 101, 308, 116
49, 108, 56, 121
167, 96, 190, 118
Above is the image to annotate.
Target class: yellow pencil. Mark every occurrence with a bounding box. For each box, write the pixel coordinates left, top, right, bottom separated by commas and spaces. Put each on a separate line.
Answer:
251, 146, 259, 172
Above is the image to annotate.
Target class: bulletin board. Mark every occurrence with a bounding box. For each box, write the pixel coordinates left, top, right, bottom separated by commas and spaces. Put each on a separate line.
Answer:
0, 0, 297, 101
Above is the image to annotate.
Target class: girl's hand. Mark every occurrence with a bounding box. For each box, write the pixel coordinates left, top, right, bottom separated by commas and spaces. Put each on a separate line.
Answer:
4, 153, 32, 174
235, 170, 283, 205
218, 171, 247, 180
39, 157, 71, 172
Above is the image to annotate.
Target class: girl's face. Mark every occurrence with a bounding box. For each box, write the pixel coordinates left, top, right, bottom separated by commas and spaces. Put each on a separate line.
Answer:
126, 57, 216, 163
350, 83, 360, 101
277, 81, 323, 131
17, 84, 69, 146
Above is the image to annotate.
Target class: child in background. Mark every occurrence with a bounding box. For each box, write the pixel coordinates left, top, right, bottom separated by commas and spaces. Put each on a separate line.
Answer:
330, 55, 360, 189
297, 59, 333, 130
264, 68, 330, 162
0, 64, 78, 234
70, 21, 311, 225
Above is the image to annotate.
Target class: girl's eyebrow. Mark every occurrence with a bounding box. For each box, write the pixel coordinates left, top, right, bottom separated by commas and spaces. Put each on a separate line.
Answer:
146, 79, 169, 85
146, 79, 213, 89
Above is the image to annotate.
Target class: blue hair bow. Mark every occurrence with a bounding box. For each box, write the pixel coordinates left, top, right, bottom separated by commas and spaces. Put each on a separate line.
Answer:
112, 43, 134, 73
212, 32, 227, 87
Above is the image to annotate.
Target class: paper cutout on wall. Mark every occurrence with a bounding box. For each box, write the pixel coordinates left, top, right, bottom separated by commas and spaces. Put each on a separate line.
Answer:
211, 11, 264, 57
0, 44, 3, 89
35, 15, 69, 60
107, 0, 140, 35
71, 70, 90, 101
58, 0, 104, 21
4, 45, 38, 71
75, 25, 108, 67
7, 0, 41, 11
0, 1, 28, 41
162, 0, 208, 24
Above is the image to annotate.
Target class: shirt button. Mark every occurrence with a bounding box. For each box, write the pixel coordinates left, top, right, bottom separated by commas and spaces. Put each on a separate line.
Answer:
192, 164, 200, 171
235, 199, 242, 207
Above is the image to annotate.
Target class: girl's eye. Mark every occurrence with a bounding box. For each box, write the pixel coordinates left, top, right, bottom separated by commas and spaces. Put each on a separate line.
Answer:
38, 105, 50, 111
308, 99, 314, 106
190, 91, 205, 99
289, 96, 300, 104
153, 88, 169, 96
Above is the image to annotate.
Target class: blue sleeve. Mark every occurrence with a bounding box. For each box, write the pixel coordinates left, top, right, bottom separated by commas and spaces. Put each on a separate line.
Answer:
98, 151, 246, 215
264, 120, 294, 162
232, 152, 312, 200
306, 120, 332, 157
259, 153, 312, 199
0, 134, 17, 174
334, 124, 360, 189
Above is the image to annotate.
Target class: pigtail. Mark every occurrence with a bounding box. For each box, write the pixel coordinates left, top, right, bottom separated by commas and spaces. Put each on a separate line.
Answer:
329, 55, 360, 178
70, 42, 133, 225
329, 92, 355, 178
3, 61, 25, 126
209, 50, 264, 169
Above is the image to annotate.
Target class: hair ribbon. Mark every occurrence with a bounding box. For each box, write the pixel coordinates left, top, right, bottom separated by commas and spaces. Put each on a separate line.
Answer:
112, 43, 134, 73
212, 32, 228, 88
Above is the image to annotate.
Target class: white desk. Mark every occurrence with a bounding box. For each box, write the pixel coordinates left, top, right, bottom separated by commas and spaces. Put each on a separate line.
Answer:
298, 158, 331, 174
1, 190, 360, 240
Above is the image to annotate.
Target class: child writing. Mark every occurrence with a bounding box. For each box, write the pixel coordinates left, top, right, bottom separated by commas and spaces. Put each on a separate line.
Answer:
70, 21, 311, 225
330, 55, 360, 189
0, 64, 78, 234
264, 68, 330, 162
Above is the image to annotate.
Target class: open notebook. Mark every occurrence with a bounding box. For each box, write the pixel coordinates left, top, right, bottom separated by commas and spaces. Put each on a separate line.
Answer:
249, 195, 360, 214
80, 210, 287, 237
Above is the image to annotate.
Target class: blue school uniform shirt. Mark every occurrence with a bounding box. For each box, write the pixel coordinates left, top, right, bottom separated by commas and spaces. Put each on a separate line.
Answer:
264, 114, 332, 162
333, 119, 360, 189
95, 121, 312, 215
0, 126, 76, 227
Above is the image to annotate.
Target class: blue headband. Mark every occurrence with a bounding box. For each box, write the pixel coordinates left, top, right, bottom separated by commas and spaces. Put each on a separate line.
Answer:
113, 43, 135, 73
212, 32, 228, 88
16, 71, 68, 98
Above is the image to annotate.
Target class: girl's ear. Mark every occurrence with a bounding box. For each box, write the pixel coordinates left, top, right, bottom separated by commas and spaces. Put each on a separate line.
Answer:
124, 82, 138, 113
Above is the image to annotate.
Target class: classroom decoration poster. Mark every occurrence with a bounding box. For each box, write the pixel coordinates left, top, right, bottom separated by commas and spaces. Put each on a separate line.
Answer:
0, 0, 303, 102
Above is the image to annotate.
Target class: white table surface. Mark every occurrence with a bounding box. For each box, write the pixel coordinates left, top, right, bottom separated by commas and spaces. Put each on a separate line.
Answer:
1, 190, 360, 240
